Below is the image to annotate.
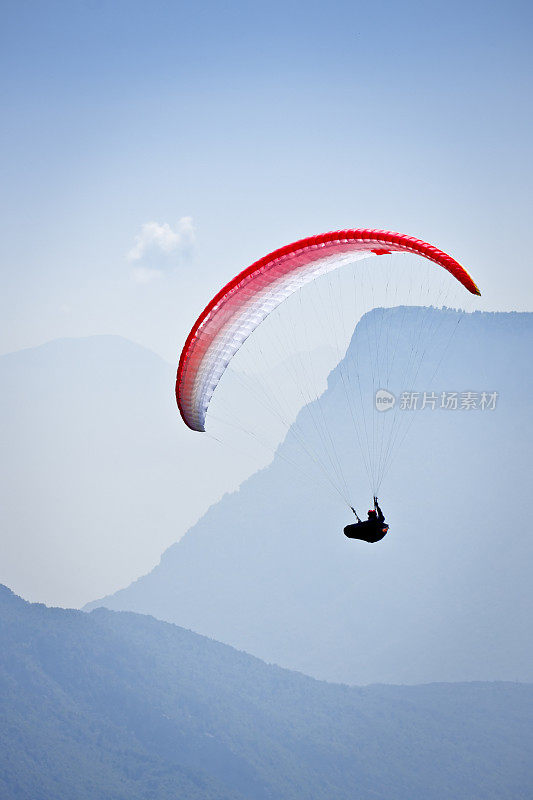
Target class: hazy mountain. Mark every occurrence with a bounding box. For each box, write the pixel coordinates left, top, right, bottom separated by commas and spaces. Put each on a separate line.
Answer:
1, 585, 532, 800
86, 311, 533, 685
0, 336, 263, 608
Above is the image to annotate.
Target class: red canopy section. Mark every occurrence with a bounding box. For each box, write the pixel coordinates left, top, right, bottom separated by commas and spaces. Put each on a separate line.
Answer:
176, 229, 480, 431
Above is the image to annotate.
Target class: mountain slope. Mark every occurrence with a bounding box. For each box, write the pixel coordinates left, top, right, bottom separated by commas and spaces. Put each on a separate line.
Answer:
1, 585, 532, 800
0, 335, 260, 607
86, 311, 533, 685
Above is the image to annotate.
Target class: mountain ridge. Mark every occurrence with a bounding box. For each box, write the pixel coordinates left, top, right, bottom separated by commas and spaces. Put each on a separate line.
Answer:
2, 583, 532, 800
85, 310, 533, 685
0, 334, 263, 607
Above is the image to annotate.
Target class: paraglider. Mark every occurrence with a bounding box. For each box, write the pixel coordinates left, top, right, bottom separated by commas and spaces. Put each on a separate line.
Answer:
344, 497, 389, 544
176, 228, 481, 537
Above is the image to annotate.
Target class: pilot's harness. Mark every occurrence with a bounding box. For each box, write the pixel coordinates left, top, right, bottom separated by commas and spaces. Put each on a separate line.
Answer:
351, 505, 388, 534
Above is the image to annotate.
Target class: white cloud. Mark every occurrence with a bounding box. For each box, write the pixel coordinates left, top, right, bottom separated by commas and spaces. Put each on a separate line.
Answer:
127, 217, 195, 281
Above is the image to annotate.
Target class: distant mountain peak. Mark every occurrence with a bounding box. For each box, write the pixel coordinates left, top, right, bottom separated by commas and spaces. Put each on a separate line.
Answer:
84, 310, 533, 687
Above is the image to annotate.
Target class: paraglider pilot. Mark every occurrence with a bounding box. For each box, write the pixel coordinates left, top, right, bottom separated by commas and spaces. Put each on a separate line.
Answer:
344, 497, 389, 543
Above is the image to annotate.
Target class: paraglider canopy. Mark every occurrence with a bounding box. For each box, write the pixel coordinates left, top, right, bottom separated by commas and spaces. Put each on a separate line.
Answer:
176, 229, 480, 433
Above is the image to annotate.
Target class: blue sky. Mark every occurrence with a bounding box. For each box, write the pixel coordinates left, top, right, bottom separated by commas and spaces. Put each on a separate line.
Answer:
1, 0, 532, 360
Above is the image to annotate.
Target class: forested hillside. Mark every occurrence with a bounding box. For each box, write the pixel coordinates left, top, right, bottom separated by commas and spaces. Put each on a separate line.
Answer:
1, 585, 532, 800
